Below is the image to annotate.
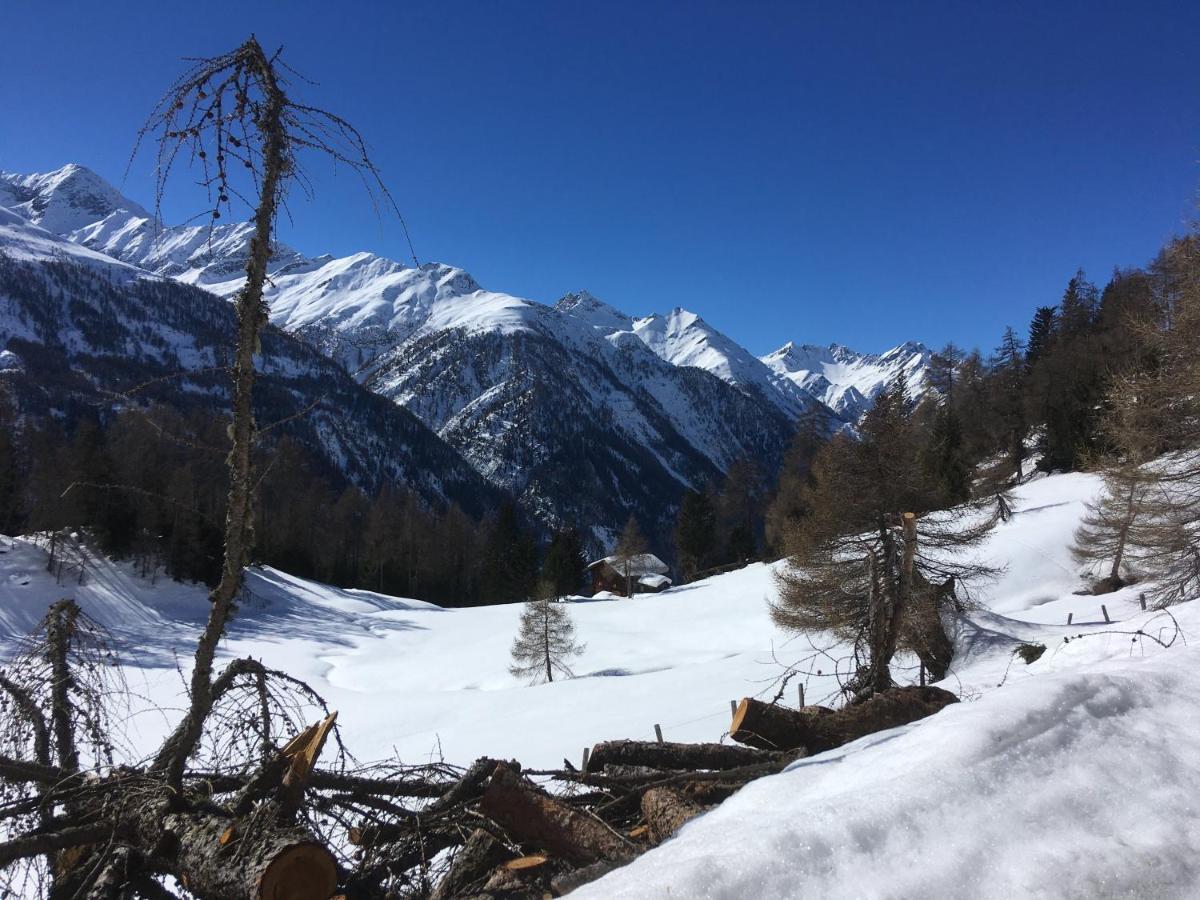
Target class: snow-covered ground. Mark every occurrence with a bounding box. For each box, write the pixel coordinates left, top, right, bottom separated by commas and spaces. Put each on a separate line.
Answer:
2, 470, 1197, 897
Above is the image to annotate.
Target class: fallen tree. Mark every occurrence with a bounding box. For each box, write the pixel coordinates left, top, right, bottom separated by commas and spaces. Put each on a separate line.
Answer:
730, 685, 959, 753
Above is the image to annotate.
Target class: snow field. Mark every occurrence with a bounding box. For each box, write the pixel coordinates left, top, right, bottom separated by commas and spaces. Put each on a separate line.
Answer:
2, 469, 1198, 897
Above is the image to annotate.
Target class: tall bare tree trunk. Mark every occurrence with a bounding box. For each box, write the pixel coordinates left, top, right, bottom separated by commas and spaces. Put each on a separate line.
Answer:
153, 46, 286, 789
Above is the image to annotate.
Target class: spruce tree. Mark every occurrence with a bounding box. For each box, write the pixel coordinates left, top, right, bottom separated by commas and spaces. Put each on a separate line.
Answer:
482, 502, 539, 604
541, 527, 588, 598
1025, 306, 1057, 370
764, 416, 824, 557
509, 586, 586, 683
990, 327, 1027, 480
0, 420, 22, 536
675, 490, 717, 582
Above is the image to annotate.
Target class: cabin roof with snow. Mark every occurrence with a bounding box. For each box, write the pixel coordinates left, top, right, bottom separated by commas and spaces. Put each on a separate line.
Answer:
588, 553, 670, 577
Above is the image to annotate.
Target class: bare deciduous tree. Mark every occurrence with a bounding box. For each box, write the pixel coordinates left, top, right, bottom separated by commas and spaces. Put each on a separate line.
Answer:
510, 584, 586, 684
131, 35, 395, 791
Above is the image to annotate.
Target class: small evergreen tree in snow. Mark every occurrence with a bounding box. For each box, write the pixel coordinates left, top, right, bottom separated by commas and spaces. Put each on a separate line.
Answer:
509, 583, 585, 683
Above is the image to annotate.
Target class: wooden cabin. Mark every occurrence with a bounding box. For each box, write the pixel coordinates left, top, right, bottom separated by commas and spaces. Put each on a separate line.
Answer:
588, 553, 672, 597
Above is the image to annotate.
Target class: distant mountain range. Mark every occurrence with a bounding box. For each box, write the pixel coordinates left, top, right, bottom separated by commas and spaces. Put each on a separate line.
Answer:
0, 164, 934, 550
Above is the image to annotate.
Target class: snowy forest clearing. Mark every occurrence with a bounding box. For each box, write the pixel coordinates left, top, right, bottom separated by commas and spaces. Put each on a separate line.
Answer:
2, 469, 1197, 896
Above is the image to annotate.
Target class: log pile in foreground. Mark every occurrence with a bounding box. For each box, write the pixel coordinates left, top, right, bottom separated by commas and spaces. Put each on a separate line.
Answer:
0, 601, 960, 899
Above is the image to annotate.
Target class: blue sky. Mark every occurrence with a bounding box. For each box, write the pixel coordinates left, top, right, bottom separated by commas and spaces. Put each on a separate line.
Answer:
2, 1, 1198, 354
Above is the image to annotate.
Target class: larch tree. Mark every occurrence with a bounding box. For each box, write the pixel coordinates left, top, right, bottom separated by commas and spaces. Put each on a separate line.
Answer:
613, 514, 649, 597
509, 583, 586, 684
1070, 461, 1151, 592
138, 35, 399, 791
772, 379, 1002, 700
1094, 235, 1200, 608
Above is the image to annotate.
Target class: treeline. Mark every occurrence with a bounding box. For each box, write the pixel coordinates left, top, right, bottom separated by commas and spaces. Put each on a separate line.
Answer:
0, 404, 587, 607
669, 236, 1199, 585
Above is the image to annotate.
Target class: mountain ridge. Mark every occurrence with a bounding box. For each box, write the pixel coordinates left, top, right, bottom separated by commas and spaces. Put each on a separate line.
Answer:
1, 163, 935, 548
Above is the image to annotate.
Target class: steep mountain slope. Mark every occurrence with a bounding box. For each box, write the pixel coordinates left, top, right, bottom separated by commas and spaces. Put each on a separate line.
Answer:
1, 165, 810, 547
762, 339, 933, 420
367, 294, 796, 544
0, 212, 501, 514
557, 298, 831, 422
3, 164, 935, 546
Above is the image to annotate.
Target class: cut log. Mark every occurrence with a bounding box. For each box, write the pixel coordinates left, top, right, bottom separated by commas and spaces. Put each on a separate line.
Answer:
504, 855, 549, 871
430, 829, 510, 900
640, 788, 704, 844
135, 804, 337, 900
586, 740, 777, 774
730, 686, 958, 753
480, 764, 632, 866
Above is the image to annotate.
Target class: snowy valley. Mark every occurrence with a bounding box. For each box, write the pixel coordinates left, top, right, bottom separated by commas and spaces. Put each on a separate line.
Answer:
1, 470, 1195, 897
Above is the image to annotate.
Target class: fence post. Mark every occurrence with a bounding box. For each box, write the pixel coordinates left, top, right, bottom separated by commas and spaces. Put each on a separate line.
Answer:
1139, 593, 1147, 611
581, 747, 590, 773
797, 684, 805, 708
1067, 612, 1073, 625
1101, 604, 1111, 624
654, 724, 664, 744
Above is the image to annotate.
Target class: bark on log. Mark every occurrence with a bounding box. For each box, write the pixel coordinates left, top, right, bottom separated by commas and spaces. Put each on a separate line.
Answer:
480, 764, 632, 865
429, 829, 509, 900
426, 756, 502, 815
730, 686, 958, 753
640, 788, 704, 844
161, 808, 336, 900
586, 740, 778, 774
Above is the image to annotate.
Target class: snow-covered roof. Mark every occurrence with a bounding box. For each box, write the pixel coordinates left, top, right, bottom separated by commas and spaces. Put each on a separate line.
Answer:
589, 553, 669, 576
637, 573, 672, 589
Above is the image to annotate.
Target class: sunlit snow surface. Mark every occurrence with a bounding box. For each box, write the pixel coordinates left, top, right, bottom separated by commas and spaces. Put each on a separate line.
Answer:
3, 470, 1198, 898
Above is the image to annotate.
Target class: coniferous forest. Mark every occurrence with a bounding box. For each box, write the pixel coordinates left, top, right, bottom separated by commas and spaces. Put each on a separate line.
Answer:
2, 239, 1198, 607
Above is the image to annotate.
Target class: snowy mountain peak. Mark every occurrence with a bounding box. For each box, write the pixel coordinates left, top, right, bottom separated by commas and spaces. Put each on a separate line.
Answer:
760, 339, 932, 420
555, 291, 633, 332
0, 163, 151, 235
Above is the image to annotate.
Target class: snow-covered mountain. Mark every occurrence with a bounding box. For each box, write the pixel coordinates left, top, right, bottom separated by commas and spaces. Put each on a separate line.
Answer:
761, 339, 933, 421
0, 205, 502, 515
558, 300, 834, 422
0, 163, 933, 546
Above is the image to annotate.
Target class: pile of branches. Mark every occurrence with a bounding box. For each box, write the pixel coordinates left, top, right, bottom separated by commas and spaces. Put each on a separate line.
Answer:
0, 601, 956, 899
